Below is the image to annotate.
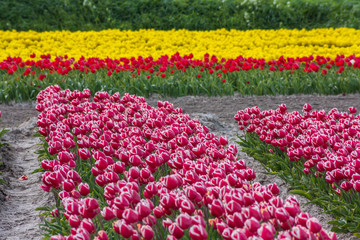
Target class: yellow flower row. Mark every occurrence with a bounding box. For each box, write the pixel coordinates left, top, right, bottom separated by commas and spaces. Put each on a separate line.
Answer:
1, 28, 360, 61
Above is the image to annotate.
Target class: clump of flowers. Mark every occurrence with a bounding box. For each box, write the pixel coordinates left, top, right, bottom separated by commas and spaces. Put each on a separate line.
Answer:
37, 85, 335, 239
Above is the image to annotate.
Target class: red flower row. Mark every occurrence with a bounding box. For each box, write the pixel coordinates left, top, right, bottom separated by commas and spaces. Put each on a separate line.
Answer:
37, 85, 335, 240
1, 53, 359, 80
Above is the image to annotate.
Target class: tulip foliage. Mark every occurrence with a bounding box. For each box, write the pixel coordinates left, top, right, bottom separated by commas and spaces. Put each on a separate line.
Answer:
2, 53, 360, 103
236, 104, 360, 235
37, 85, 335, 239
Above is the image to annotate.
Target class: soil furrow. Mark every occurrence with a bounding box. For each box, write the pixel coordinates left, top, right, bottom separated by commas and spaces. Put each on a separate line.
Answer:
0, 116, 52, 240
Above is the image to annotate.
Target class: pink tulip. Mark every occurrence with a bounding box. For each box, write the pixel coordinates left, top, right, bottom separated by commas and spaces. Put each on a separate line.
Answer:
189, 224, 208, 240
176, 213, 192, 230
78, 182, 90, 196
136, 201, 151, 218
306, 217, 322, 233
210, 199, 225, 217
80, 218, 95, 234
140, 225, 154, 240
244, 217, 260, 232
291, 225, 309, 240
78, 148, 91, 160
94, 230, 108, 240
101, 206, 115, 221
168, 223, 184, 239
122, 208, 139, 224
68, 215, 81, 228
113, 220, 133, 238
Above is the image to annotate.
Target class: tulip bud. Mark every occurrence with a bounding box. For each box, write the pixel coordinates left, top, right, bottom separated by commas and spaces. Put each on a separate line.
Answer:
129, 167, 140, 179
306, 217, 322, 233
353, 180, 360, 193
80, 218, 95, 234
94, 230, 108, 240
220, 136, 229, 146
122, 208, 138, 224
136, 201, 151, 218
210, 199, 225, 218
101, 206, 116, 221
176, 213, 192, 230
257, 223, 276, 240
244, 217, 260, 232
189, 224, 208, 240
113, 220, 133, 238
95, 157, 108, 170
62, 179, 75, 192
349, 107, 357, 114
140, 225, 154, 240
78, 182, 90, 196
113, 162, 125, 174
275, 207, 290, 222
164, 174, 180, 190
284, 202, 301, 217
50, 235, 65, 240
180, 198, 195, 215
58, 190, 70, 200
71, 190, 81, 199
291, 225, 309, 240
78, 148, 91, 161
295, 212, 311, 227
168, 223, 184, 239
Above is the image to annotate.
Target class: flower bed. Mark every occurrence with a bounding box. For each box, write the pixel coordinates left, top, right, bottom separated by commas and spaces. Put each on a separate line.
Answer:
2, 28, 360, 60
2, 53, 360, 103
37, 86, 334, 239
235, 104, 360, 235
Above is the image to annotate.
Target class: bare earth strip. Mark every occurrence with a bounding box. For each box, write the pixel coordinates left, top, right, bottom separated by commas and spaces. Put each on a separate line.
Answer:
1, 94, 360, 239
0, 102, 52, 240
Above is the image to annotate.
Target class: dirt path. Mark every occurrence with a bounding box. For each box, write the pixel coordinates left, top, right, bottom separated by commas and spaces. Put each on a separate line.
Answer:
0, 103, 52, 240
1, 94, 360, 239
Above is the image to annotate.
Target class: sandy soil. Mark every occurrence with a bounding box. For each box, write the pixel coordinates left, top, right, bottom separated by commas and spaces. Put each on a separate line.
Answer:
0, 103, 52, 240
1, 94, 360, 239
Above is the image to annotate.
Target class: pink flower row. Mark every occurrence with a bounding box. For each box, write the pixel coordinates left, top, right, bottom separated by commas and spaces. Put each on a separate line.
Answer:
37, 85, 336, 240
235, 104, 360, 195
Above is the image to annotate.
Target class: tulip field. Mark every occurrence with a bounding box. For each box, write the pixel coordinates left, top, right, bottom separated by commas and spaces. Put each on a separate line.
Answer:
33, 86, 337, 240
236, 104, 360, 234
2, 2, 360, 240
2, 29, 360, 103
